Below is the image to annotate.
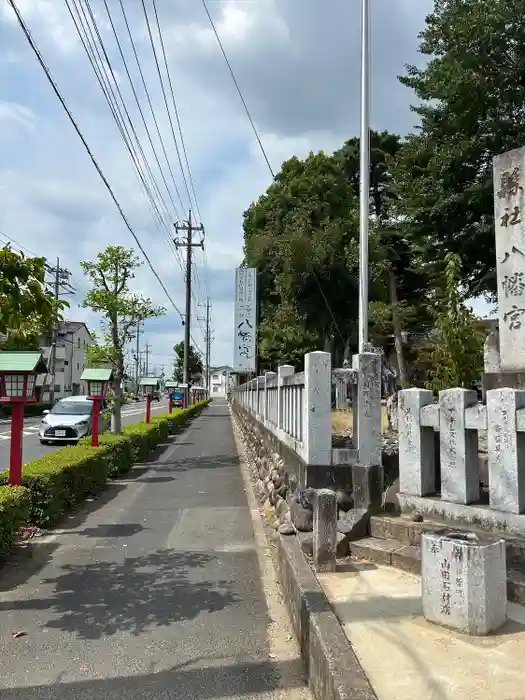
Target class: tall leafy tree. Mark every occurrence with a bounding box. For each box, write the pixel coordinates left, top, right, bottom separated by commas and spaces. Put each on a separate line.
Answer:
395, 0, 525, 298
80, 246, 165, 433
0, 245, 67, 348
420, 253, 484, 391
173, 341, 203, 383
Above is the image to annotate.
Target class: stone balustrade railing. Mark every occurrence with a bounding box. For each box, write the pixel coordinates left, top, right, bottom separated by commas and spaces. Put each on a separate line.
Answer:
398, 387, 525, 514
231, 350, 383, 468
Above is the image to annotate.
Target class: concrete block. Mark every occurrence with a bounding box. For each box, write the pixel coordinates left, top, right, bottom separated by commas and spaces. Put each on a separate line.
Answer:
439, 389, 479, 504
353, 352, 382, 466
313, 489, 337, 573
487, 388, 525, 514
337, 508, 369, 541
421, 529, 507, 636
398, 388, 435, 496
352, 463, 383, 512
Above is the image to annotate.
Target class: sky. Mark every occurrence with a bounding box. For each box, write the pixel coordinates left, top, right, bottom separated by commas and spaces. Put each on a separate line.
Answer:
0, 0, 490, 372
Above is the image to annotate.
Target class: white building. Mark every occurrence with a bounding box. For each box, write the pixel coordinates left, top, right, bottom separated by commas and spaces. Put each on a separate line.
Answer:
37, 322, 94, 402
209, 366, 236, 397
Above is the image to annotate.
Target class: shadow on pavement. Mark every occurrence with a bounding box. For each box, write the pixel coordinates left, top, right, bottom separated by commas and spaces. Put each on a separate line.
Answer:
0, 657, 307, 699
0, 549, 240, 639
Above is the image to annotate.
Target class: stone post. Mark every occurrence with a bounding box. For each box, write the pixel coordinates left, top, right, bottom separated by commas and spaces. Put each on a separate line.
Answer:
487, 388, 525, 513
421, 530, 507, 636
398, 388, 435, 497
313, 488, 337, 573
277, 365, 295, 434
303, 351, 332, 465
264, 371, 276, 424
439, 388, 479, 504
352, 352, 382, 466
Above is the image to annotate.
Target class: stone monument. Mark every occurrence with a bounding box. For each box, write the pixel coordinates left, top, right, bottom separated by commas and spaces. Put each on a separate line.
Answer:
421, 530, 507, 636
484, 147, 525, 392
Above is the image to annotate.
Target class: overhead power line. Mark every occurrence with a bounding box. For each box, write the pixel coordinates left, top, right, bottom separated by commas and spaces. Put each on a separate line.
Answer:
6, 0, 184, 323
201, 0, 345, 346
200, 0, 274, 178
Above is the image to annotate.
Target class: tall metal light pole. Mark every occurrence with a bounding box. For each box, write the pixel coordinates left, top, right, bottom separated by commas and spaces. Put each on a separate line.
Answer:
358, 0, 371, 353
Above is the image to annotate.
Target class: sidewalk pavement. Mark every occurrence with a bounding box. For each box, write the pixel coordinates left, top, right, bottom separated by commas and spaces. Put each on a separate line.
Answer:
0, 399, 310, 699
318, 560, 525, 700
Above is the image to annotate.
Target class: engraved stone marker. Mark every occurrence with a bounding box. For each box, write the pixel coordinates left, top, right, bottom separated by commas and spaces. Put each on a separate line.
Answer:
421, 530, 507, 636
313, 489, 337, 572
493, 147, 525, 371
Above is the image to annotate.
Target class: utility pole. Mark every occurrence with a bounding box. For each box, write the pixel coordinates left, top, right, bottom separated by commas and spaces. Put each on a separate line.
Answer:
46, 258, 74, 405
174, 210, 204, 393
198, 297, 212, 394
145, 343, 151, 376
134, 319, 142, 394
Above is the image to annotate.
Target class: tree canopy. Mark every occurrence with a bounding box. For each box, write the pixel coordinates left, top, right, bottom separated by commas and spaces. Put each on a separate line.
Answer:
0, 245, 67, 349
243, 131, 432, 373
173, 341, 203, 383
394, 0, 525, 299
81, 245, 165, 432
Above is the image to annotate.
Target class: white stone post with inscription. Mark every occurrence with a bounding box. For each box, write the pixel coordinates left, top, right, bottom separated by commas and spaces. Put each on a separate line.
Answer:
487, 387, 525, 514
352, 352, 382, 466
303, 351, 332, 466
439, 388, 479, 504
398, 388, 435, 497
493, 147, 525, 371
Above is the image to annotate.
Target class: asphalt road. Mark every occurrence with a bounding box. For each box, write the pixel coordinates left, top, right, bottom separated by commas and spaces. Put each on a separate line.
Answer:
0, 400, 172, 467
0, 400, 310, 699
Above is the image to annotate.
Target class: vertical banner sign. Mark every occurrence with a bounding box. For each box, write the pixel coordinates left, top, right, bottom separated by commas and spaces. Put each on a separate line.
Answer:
234, 267, 257, 372
493, 146, 525, 371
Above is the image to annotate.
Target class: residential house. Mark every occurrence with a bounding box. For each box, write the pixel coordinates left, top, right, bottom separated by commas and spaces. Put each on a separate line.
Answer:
37, 322, 94, 402
209, 366, 236, 397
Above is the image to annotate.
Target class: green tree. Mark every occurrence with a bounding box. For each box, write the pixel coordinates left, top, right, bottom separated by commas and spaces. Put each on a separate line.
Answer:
0, 245, 67, 349
421, 253, 484, 392
243, 132, 431, 370
173, 342, 203, 383
395, 0, 525, 298
80, 246, 165, 433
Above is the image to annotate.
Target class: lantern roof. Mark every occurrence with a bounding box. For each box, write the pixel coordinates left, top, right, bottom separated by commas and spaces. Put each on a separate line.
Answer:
139, 376, 160, 387
81, 367, 114, 382
0, 351, 47, 374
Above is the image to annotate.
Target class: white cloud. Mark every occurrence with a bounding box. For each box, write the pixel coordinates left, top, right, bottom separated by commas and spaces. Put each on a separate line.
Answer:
0, 0, 433, 368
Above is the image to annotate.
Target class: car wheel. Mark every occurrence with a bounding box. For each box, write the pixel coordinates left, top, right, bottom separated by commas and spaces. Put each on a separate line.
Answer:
40, 440, 48, 445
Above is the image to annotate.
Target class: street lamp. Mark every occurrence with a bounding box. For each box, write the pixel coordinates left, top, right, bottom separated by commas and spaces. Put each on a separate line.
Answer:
0, 351, 48, 485
139, 377, 160, 423
81, 367, 113, 447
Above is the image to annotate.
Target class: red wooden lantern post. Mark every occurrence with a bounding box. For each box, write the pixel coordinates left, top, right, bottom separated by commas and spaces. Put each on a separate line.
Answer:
139, 377, 160, 423
165, 382, 176, 413
81, 368, 113, 447
0, 352, 48, 486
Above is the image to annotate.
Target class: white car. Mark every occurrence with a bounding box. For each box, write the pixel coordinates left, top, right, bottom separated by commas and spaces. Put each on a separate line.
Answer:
38, 396, 111, 445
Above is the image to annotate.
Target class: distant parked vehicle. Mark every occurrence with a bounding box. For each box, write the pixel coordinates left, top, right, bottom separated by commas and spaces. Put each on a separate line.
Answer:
38, 396, 111, 445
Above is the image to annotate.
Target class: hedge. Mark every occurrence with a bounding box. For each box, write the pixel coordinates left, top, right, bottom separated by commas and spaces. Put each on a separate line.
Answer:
0, 400, 209, 530
0, 486, 32, 554
0, 403, 51, 418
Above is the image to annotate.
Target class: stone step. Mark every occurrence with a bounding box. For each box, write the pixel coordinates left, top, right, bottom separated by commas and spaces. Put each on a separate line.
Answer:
369, 514, 525, 568
348, 535, 525, 606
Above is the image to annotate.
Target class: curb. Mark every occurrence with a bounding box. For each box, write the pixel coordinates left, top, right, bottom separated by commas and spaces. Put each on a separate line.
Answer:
277, 534, 377, 700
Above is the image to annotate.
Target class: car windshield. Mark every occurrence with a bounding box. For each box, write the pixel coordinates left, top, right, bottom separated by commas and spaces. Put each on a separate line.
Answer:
50, 401, 91, 416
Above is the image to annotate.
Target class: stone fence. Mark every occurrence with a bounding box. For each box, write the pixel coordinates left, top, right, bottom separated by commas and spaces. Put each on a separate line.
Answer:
397, 387, 525, 529
231, 350, 383, 471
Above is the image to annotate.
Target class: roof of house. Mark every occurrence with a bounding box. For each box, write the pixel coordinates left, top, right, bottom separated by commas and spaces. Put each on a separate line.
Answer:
58, 321, 92, 336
